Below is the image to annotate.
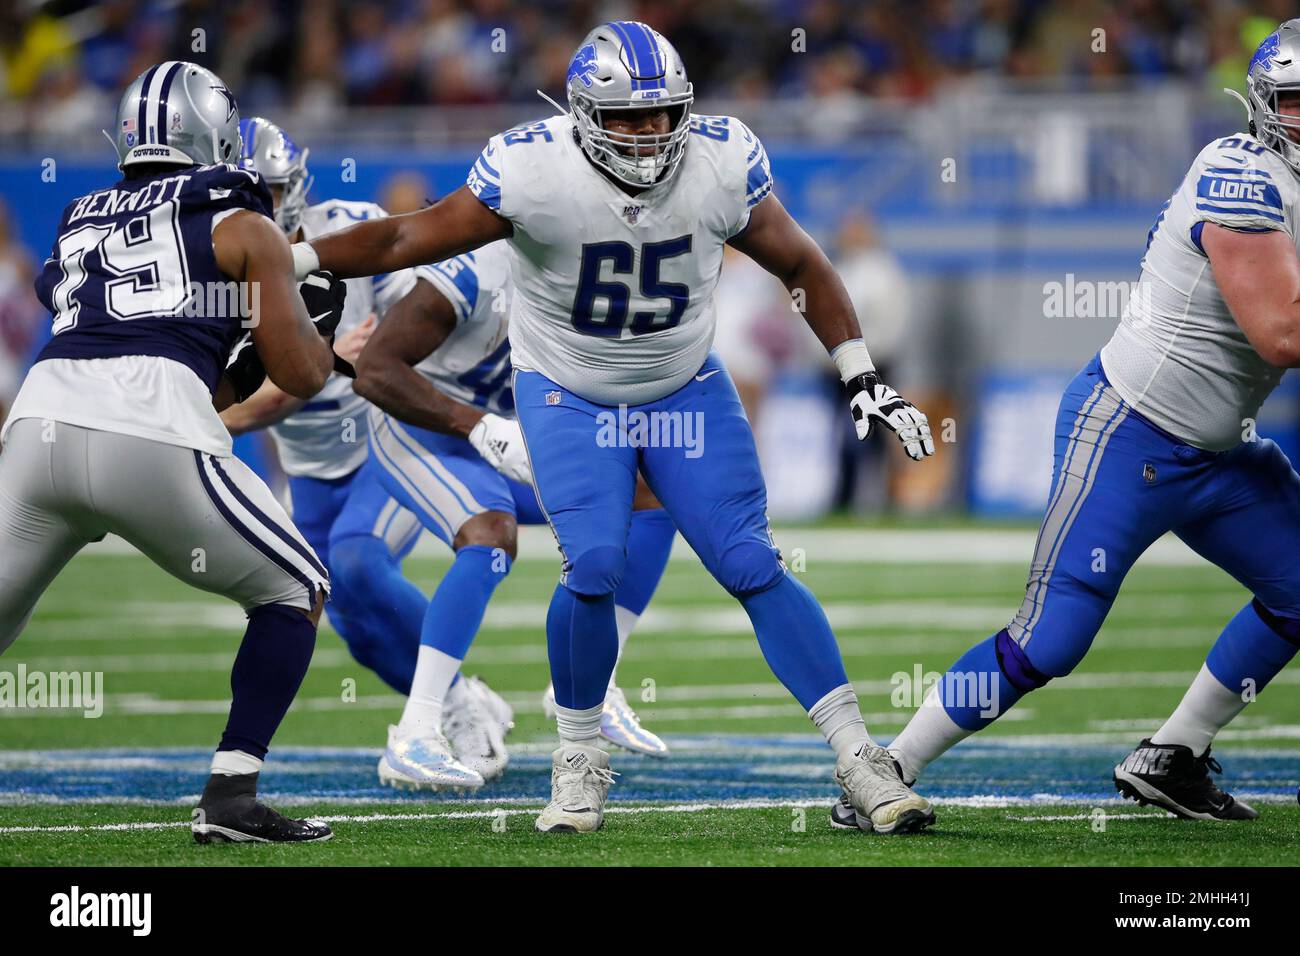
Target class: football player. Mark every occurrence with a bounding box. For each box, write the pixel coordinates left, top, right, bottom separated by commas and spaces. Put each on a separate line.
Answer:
0, 64, 341, 843
873, 22, 1300, 825
290, 22, 936, 833
351, 239, 678, 787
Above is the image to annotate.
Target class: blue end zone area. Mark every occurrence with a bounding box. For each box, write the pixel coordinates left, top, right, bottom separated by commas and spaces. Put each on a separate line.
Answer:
1, 736, 1297, 807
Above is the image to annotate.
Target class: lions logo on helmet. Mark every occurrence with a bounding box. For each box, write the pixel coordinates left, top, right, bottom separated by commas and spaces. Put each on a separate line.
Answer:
1245, 20, 1300, 174
564, 21, 694, 188
238, 117, 313, 236
110, 62, 242, 170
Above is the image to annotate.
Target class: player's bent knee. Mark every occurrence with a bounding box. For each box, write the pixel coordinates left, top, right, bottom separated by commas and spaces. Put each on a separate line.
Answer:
995, 630, 1055, 692
714, 542, 785, 597
564, 545, 626, 597
1252, 598, 1300, 646
454, 510, 518, 559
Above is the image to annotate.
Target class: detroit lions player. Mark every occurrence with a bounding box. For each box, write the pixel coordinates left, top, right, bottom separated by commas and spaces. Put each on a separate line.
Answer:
221, 116, 431, 694
351, 238, 678, 788
0, 64, 340, 842
871, 22, 1300, 827
292, 22, 937, 834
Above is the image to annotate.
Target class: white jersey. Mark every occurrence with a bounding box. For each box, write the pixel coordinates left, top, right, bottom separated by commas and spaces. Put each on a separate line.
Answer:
466, 113, 772, 405
413, 240, 515, 417
271, 199, 430, 479
1101, 132, 1296, 451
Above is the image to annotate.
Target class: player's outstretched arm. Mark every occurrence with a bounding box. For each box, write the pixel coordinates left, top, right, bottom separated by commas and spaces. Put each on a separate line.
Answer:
728, 194, 935, 460
214, 210, 333, 399
354, 278, 532, 483
1202, 224, 1300, 367
300, 187, 513, 280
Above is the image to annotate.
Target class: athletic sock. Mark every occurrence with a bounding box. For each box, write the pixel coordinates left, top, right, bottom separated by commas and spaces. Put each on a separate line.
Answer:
546, 582, 619, 712
396, 544, 508, 735
1152, 600, 1300, 753
555, 702, 604, 747
808, 683, 873, 761
889, 631, 1025, 783
218, 602, 317, 760
609, 606, 639, 688
739, 573, 849, 710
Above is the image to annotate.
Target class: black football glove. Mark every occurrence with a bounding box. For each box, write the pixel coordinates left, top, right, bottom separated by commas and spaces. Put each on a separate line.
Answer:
845, 372, 935, 461
298, 270, 347, 340
224, 332, 267, 402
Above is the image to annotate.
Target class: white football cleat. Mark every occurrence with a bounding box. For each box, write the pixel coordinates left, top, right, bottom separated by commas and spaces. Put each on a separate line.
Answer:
443, 678, 509, 782
535, 744, 617, 833
463, 674, 514, 737
834, 742, 935, 834
542, 683, 668, 757
602, 685, 669, 757
378, 724, 484, 792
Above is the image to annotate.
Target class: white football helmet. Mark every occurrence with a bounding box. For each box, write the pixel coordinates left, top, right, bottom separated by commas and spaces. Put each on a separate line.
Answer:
565, 21, 694, 188
238, 116, 312, 236
1246, 19, 1300, 174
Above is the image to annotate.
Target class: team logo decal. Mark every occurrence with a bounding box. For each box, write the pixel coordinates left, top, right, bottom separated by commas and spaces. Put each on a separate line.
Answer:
568, 44, 598, 88
210, 84, 237, 121
1251, 32, 1281, 74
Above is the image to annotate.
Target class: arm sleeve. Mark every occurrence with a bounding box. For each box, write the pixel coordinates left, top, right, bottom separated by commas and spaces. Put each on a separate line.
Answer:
466, 136, 506, 216
420, 256, 480, 325
727, 119, 773, 238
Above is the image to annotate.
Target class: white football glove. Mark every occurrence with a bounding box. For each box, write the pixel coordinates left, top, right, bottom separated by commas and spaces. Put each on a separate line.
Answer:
845, 372, 935, 461
468, 413, 533, 484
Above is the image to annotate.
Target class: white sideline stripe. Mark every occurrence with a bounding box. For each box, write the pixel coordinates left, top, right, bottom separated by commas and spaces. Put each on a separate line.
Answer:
78, 526, 1214, 566
0, 795, 1249, 835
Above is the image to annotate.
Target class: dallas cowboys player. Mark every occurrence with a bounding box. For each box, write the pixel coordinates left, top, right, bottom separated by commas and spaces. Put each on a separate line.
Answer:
0, 64, 341, 842
351, 239, 678, 789
872, 22, 1300, 826
292, 22, 937, 834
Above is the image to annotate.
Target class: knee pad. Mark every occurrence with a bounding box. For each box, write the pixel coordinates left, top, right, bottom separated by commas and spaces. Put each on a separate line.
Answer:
716, 541, 785, 597
995, 630, 1054, 693
1252, 598, 1300, 647
564, 545, 626, 597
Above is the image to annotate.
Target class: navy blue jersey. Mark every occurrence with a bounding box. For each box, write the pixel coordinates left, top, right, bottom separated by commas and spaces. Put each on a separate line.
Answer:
33, 164, 274, 392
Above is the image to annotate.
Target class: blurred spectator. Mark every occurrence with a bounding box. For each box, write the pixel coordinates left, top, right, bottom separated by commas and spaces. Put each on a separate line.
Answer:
379, 170, 435, 214
0, 199, 43, 425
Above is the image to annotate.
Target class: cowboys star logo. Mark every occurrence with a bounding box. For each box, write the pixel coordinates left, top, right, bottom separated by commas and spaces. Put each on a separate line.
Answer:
210, 84, 237, 121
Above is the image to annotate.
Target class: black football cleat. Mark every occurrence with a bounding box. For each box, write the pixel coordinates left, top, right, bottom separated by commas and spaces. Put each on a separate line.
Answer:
192, 771, 333, 844
1113, 739, 1258, 821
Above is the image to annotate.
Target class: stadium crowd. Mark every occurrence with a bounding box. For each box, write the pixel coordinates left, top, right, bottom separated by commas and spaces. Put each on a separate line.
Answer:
0, 0, 1289, 134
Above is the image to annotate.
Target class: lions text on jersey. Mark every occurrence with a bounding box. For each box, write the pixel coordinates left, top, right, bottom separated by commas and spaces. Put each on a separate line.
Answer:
1102, 132, 1296, 451
466, 112, 771, 405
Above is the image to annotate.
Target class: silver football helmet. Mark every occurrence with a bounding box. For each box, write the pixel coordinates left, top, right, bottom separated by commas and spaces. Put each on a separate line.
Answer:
565, 21, 693, 188
112, 61, 242, 170
238, 117, 313, 236
1246, 20, 1300, 174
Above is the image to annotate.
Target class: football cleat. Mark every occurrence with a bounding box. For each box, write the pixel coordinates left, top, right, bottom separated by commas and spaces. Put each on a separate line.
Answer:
192, 772, 331, 844
535, 744, 617, 833
543, 683, 668, 757
833, 743, 936, 835
1113, 739, 1258, 821
378, 724, 484, 792
443, 678, 509, 782
463, 674, 514, 736
601, 685, 669, 757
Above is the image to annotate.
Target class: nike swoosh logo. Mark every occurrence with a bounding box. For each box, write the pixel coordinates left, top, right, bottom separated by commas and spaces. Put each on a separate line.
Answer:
310, 312, 332, 324
695, 369, 722, 382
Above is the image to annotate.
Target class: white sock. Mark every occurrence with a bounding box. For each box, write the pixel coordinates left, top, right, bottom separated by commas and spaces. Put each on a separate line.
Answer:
555, 702, 603, 747
609, 605, 639, 689
397, 645, 462, 735
1150, 664, 1248, 756
888, 685, 972, 784
808, 683, 873, 762
211, 749, 262, 776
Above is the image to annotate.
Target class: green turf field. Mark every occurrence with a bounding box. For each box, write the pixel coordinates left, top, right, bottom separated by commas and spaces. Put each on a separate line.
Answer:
2, 525, 1298, 866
